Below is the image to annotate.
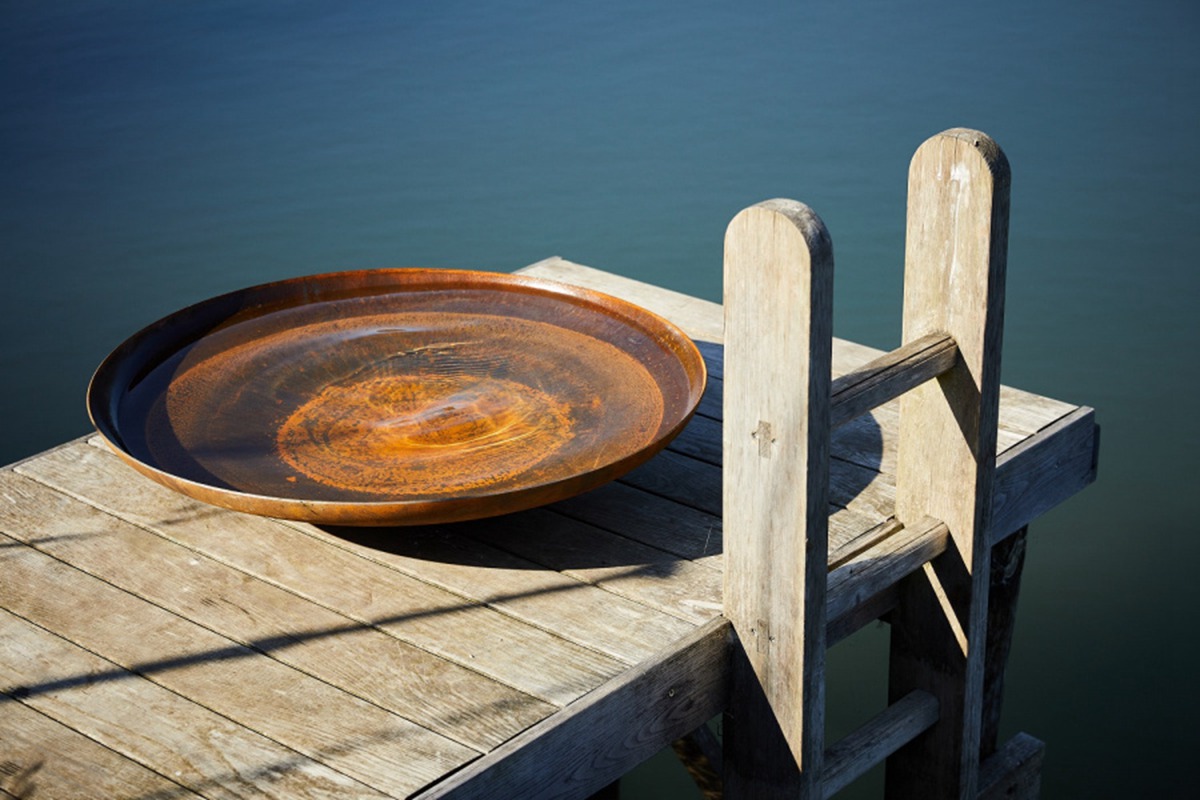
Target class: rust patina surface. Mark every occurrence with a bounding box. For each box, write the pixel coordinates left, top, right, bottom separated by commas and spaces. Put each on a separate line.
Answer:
88, 268, 706, 525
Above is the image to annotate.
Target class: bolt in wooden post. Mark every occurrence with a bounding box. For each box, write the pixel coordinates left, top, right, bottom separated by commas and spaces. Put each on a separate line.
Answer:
886, 129, 1011, 798
723, 199, 834, 798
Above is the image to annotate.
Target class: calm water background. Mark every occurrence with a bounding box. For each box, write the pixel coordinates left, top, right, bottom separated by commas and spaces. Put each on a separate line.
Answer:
3, 1, 1197, 796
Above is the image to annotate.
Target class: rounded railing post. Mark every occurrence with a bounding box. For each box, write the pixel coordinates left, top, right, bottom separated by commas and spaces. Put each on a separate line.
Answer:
886, 128, 1011, 799
722, 199, 834, 798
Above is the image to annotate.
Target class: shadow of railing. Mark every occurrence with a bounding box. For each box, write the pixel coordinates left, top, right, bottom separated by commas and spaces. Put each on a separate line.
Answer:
0, 557, 661, 705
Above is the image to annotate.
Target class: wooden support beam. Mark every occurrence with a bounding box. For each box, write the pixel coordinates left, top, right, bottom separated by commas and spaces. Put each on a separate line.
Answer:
886, 128, 1011, 799
827, 581, 901, 647
981, 527, 1029, 759
831, 333, 958, 428
978, 733, 1045, 800
671, 724, 724, 800
823, 690, 940, 799
722, 199, 834, 797
415, 618, 731, 800
826, 516, 949, 635
988, 407, 1098, 546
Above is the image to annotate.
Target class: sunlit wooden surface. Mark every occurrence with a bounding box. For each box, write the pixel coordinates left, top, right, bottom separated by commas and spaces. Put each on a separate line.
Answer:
0, 257, 1095, 799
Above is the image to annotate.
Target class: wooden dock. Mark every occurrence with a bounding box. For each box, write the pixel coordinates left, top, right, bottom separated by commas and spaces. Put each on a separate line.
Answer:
2, 131, 1098, 799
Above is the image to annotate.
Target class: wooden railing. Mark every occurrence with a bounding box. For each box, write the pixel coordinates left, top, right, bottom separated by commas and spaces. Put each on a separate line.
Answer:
720, 128, 1036, 799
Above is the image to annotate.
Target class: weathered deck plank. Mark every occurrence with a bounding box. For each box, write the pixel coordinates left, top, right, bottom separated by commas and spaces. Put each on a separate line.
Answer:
415, 618, 732, 800
0, 469, 552, 752
0, 532, 474, 798
0, 692, 204, 800
457, 508, 724, 625
278, 512, 696, 664
988, 406, 1099, 544
0, 609, 385, 800
550, 480, 725, 564
16, 442, 632, 702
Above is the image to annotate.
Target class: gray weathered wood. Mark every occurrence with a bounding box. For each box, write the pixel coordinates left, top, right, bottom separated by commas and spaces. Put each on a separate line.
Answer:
887, 128, 1011, 799
0, 690, 206, 800
978, 733, 1045, 800
522, 259, 1093, 558
455, 507, 723, 626
895, 126, 1010, 595
831, 333, 958, 428
551, 479, 726, 565
415, 617, 732, 800
989, 407, 1098, 545
982, 527, 1029, 759
722, 199, 833, 796
0, 531, 476, 798
623, 429, 900, 533
826, 517, 950, 635
516, 257, 725, 344
17, 442, 629, 704
827, 583, 901, 647
822, 689, 940, 799
519, 258, 1083, 448
0, 607, 387, 800
0, 467, 556, 753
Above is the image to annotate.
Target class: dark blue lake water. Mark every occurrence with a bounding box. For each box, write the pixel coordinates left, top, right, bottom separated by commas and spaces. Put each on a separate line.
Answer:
3, 1, 1197, 795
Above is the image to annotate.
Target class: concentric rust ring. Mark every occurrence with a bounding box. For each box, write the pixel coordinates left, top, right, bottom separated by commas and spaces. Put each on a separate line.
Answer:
88, 269, 706, 525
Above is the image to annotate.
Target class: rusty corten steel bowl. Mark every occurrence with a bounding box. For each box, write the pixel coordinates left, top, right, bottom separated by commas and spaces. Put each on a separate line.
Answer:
87, 268, 707, 525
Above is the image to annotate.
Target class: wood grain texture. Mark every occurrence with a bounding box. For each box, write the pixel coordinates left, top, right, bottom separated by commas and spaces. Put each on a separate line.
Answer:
415, 618, 732, 800
0, 468, 553, 753
550, 480, 726, 565
456, 508, 723, 625
826, 517, 950, 633
982, 527, 1028, 760
722, 199, 833, 795
0, 533, 472, 798
516, 257, 725, 345
0, 693, 204, 800
18, 441, 627, 705
36, 420, 1071, 718
895, 127, 1010, 575
989, 407, 1098, 545
830, 333, 958, 428
887, 128, 1011, 799
822, 690, 940, 799
0, 607, 385, 800
0, 254, 1097, 799
521, 258, 1082, 445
